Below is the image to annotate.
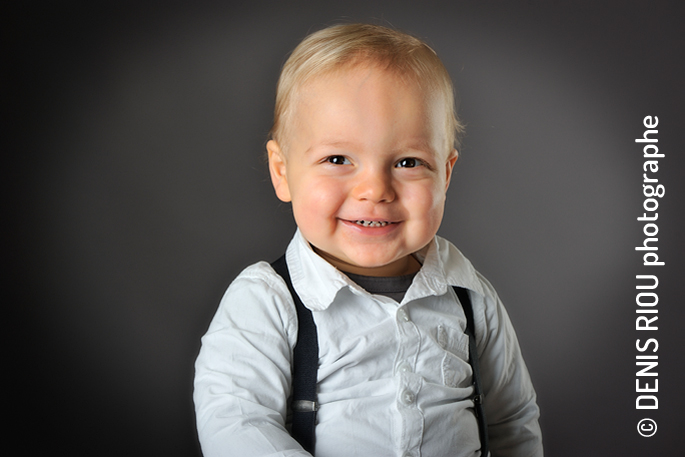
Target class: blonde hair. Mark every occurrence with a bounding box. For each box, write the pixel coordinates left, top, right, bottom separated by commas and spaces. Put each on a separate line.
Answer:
270, 23, 462, 152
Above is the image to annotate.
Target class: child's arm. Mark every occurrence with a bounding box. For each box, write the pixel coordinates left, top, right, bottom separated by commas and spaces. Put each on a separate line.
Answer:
474, 274, 544, 457
193, 263, 311, 457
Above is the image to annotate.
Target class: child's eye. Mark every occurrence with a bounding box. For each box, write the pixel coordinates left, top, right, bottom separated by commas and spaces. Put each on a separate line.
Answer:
326, 155, 351, 165
395, 158, 424, 168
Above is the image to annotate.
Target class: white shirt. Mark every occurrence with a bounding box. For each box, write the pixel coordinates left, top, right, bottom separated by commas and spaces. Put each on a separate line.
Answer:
194, 230, 543, 457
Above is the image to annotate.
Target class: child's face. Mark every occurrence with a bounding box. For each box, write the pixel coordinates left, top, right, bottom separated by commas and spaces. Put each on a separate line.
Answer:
268, 64, 457, 276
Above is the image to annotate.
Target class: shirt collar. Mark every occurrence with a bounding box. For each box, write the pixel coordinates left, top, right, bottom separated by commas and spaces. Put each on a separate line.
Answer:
407, 236, 486, 302
286, 230, 361, 311
285, 229, 485, 311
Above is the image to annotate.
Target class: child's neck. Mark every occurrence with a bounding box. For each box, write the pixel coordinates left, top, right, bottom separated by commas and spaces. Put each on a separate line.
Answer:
314, 247, 422, 277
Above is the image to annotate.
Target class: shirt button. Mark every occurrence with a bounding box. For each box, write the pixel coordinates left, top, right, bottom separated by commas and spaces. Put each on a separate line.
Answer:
397, 309, 410, 322
400, 389, 415, 405
397, 361, 412, 374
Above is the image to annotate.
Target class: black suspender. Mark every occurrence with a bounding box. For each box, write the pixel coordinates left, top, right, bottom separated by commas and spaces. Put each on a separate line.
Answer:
271, 255, 319, 454
271, 255, 488, 457
454, 287, 489, 457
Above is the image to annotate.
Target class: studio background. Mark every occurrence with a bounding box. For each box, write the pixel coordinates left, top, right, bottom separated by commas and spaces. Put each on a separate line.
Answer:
5, 1, 684, 456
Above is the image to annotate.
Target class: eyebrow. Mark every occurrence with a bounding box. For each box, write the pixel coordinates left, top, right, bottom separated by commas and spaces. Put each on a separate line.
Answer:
394, 138, 436, 154
304, 140, 358, 155
304, 138, 440, 157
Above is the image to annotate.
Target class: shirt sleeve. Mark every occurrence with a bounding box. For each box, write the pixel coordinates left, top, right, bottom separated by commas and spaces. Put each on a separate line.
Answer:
473, 274, 544, 457
193, 263, 312, 457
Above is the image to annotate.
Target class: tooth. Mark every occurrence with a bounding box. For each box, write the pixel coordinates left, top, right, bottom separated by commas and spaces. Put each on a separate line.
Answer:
355, 220, 388, 227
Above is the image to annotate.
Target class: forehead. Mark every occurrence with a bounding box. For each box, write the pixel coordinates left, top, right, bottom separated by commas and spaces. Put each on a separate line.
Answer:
287, 64, 449, 153
297, 62, 434, 105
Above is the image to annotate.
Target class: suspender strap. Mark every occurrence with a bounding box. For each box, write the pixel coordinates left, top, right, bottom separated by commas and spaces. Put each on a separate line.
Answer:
453, 286, 489, 457
271, 255, 319, 455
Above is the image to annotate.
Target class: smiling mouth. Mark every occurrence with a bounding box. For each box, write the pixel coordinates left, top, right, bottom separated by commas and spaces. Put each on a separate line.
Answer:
354, 220, 390, 227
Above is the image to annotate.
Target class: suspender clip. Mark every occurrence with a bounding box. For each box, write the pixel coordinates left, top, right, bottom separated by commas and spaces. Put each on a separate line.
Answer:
292, 400, 319, 412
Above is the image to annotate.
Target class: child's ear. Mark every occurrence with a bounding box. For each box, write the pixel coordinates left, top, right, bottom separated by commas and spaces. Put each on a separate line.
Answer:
444, 149, 459, 191
267, 140, 292, 202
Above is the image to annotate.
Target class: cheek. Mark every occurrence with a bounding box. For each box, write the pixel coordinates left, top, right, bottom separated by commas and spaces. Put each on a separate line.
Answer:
404, 182, 448, 241
421, 190, 447, 239
406, 181, 447, 216
291, 179, 346, 220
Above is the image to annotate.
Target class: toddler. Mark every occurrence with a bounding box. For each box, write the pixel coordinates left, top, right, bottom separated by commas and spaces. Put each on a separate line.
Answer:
194, 23, 543, 457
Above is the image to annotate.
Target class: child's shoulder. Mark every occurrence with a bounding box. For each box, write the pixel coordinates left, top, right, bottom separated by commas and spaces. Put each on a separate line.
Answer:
230, 260, 283, 285
223, 260, 294, 305
207, 260, 298, 345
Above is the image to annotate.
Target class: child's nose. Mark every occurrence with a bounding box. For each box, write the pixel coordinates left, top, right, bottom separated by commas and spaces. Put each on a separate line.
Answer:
351, 168, 396, 203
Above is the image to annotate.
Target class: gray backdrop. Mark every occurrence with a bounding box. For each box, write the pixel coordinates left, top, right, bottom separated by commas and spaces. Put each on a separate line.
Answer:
6, 1, 684, 455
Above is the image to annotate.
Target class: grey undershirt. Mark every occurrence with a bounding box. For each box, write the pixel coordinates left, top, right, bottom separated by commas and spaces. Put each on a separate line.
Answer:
344, 271, 417, 303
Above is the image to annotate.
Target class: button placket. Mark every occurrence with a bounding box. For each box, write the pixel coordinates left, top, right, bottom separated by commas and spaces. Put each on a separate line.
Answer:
394, 306, 420, 372
393, 303, 423, 457
396, 373, 424, 457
